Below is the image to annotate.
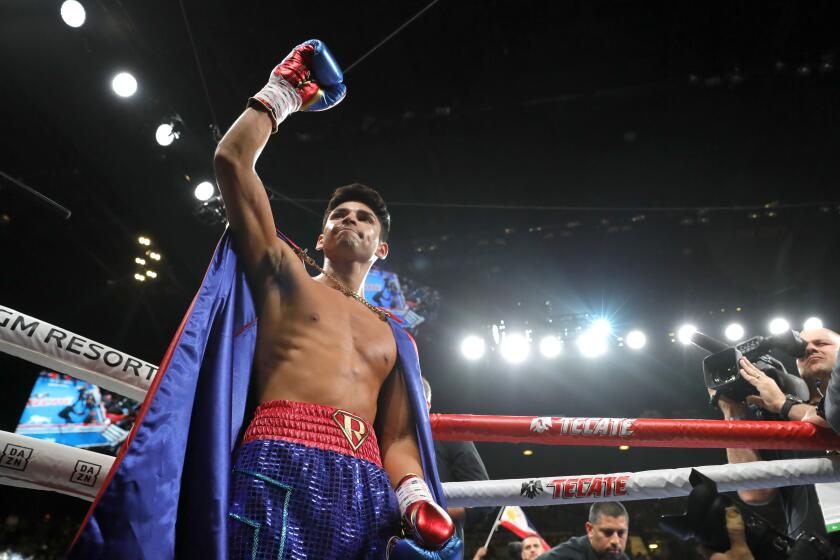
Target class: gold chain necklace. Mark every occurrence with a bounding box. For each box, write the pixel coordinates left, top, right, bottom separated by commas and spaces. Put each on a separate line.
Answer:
292, 248, 389, 322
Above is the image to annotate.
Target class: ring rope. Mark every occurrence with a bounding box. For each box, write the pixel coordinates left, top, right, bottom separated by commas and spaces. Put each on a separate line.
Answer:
0, 430, 114, 501
430, 413, 840, 450
0, 305, 156, 402
443, 456, 840, 508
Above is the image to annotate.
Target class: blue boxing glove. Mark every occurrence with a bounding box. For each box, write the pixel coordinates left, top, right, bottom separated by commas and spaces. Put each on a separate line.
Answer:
386, 535, 464, 560
250, 39, 347, 131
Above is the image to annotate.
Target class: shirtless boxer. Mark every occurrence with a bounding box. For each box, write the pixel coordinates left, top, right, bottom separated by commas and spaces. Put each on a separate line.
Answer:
213, 40, 461, 559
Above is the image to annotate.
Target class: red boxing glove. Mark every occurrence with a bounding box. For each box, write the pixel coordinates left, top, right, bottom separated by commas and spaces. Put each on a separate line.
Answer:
395, 474, 455, 549
250, 39, 346, 131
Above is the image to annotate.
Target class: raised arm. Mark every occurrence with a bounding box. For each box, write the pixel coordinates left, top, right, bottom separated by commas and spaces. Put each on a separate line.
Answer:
214, 107, 278, 278
213, 40, 347, 282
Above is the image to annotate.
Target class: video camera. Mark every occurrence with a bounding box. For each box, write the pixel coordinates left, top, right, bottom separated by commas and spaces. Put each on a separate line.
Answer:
661, 470, 836, 560
691, 330, 810, 418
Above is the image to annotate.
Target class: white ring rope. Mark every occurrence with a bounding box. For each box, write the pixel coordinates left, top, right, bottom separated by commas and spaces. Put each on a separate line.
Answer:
0, 305, 156, 402
0, 430, 114, 501
443, 455, 840, 507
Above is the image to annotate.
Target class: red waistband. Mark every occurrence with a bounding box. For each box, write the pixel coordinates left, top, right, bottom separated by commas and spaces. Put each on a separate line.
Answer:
244, 400, 382, 467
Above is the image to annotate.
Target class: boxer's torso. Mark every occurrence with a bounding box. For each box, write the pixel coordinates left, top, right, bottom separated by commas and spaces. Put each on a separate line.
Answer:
250, 241, 397, 424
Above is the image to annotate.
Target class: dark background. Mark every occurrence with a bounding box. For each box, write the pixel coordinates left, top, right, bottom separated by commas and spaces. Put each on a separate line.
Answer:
1, 0, 839, 557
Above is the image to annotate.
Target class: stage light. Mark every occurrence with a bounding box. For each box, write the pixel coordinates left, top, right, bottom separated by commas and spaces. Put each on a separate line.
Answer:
194, 181, 215, 202
155, 123, 180, 146
134, 257, 146, 265
500, 333, 530, 364
60, 0, 86, 27
148, 251, 161, 261
804, 317, 823, 330
724, 323, 745, 341
138, 236, 151, 246
592, 318, 612, 336
145, 270, 157, 279
539, 335, 562, 359
577, 330, 607, 358
625, 330, 646, 350
618, 445, 630, 451
133, 273, 146, 282
460, 335, 485, 361
768, 317, 790, 335
111, 72, 138, 98
522, 449, 534, 456
677, 324, 697, 345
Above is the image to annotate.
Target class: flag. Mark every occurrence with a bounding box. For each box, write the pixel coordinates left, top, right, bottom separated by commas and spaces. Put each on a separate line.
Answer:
499, 506, 551, 551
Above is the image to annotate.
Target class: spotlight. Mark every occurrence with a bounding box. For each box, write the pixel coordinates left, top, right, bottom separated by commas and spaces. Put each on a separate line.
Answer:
539, 336, 562, 359
677, 324, 697, 345
724, 323, 745, 342
522, 449, 534, 457
625, 330, 646, 350
133, 273, 146, 282
577, 330, 607, 358
194, 181, 215, 202
60, 0, 86, 27
592, 318, 612, 336
500, 333, 530, 364
138, 236, 151, 246
648, 544, 659, 550
134, 257, 146, 265
803, 317, 823, 330
768, 317, 790, 335
460, 336, 485, 361
148, 252, 161, 261
155, 123, 180, 147
111, 72, 138, 98
618, 445, 630, 451
145, 270, 157, 279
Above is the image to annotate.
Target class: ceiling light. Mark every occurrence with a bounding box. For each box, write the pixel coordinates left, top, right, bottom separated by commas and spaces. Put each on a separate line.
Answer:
768, 317, 790, 335
677, 324, 697, 345
724, 323, 745, 341
60, 0, 86, 27
133, 273, 146, 282
145, 270, 157, 279
500, 333, 530, 364
577, 330, 607, 358
155, 123, 180, 146
194, 181, 215, 202
803, 317, 823, 330
460, 336, 485, 361
111, 72, 138, 98
539, 335, 562, 359
625, 330, 646, 350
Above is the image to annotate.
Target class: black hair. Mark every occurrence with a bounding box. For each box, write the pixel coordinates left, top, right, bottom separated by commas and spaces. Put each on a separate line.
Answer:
322, 183, 390, 242
588, 502, 628, 524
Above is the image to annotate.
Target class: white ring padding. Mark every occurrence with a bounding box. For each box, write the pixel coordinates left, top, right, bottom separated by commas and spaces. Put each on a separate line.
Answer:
443, 456, 840, 507
0, 430, 113, 501
0, 305, 155, 402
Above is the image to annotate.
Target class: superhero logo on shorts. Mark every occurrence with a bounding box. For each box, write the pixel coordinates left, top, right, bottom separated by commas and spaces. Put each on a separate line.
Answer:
1, 443, 33, 472
70, 460, 102, 487
332, 410, 370, 451
520, 479, 545, 499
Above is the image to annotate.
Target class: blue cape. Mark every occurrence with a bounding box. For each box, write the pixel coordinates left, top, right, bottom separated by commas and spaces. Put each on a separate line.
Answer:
70, 231, 445, 559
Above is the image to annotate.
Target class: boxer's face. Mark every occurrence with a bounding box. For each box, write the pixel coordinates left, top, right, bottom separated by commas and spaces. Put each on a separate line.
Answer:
317, 201, 388, 264
796, 328, 840, 380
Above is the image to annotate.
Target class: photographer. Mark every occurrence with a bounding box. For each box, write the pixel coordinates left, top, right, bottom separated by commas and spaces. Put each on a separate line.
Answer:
711, 327, 840, 539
